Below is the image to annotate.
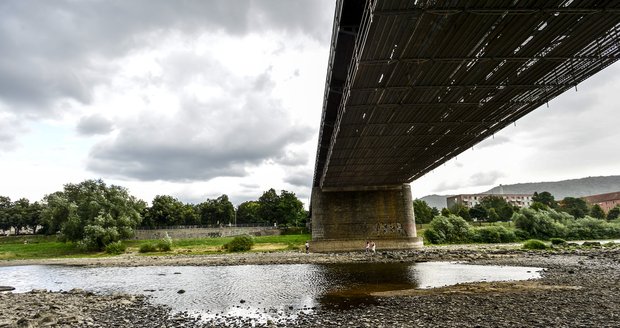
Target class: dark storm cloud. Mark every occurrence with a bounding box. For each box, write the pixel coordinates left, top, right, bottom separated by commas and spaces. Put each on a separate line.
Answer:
76, 114, 113, 136
0, 0, 333, 113
86, 59, 314, 181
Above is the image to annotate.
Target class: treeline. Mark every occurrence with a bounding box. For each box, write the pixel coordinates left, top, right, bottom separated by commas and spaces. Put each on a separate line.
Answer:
0, 179, 307, 250
141, 189, 306, 228
414, 191, 620, 224
417, 191, 620, 244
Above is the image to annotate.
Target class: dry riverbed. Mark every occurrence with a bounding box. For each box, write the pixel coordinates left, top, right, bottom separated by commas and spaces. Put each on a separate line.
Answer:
1, 244, 619, 327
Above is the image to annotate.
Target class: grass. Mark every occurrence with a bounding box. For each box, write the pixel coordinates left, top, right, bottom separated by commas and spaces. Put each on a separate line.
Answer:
127, 234, 312, 255
0, 233, 313, 260
0, 235, 94, 259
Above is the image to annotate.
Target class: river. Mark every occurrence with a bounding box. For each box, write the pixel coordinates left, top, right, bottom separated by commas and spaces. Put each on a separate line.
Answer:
0, 261, 541, 321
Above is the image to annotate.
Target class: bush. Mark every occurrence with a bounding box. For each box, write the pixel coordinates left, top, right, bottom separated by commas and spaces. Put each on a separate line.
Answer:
471, 226, 517, 243
513, 208, 567, 240
423, 215, 472, 244
565, 217, 620, 240
224, 235, 255, 252
139, 243, 158, 253
523, 239, 548, 250
104, 241, 126, 254
157, 232, 173, 252
550, 238, 567, 245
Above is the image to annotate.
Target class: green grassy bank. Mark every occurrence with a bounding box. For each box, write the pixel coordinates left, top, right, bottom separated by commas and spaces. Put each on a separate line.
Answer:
0, 234, 312, 260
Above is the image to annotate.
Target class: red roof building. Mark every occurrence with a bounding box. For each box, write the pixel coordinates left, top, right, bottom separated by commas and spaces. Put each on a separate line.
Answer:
582, 192, 620, 213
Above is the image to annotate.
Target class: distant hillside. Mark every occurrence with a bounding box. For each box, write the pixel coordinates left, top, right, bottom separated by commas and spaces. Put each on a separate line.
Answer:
416, 175, 620, 208
418, 194, 451, 209
484, 175, 620, 199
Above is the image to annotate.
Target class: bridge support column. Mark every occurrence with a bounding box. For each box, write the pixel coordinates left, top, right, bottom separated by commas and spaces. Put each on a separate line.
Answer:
310, 184, 423, 252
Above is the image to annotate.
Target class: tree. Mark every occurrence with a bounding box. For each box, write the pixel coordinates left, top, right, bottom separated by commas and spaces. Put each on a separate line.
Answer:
590, 204, 605, 219
0, 196, 11, 233
144, 195, 184, 227
42, 179, 144, 250
9, 198, 30, 235
532, 191, 557, 208
607, 205, 620, 220
180, 204, 199, 226
256, 189, 306, 227
559, 197, 589, 219
448, 203, 471, 221
257, 189, 279, 224
413, 200, 434, 224
27, 202, 44, 234
198, 194, 235, 226
469, 204, 488, 221
478, 196, 514, 221
441, 208, 451, 217
487, 208, 501, 222
276, 190, 306, 227
237, 201, 263, 224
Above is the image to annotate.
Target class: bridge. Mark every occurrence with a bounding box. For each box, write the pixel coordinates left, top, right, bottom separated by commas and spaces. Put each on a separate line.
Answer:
310, 0, 620, 252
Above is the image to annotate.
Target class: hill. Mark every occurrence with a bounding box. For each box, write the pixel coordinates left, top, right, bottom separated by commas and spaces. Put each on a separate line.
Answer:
416, 175, 620, 209
418, 194, 451, 209
484, 175, 620, 199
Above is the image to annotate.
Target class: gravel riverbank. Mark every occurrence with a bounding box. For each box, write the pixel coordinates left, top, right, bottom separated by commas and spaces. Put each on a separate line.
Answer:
1, 244, 619, 327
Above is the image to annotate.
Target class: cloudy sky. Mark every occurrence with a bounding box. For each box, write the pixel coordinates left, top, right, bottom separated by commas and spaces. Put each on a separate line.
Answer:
1, 1, 619, 207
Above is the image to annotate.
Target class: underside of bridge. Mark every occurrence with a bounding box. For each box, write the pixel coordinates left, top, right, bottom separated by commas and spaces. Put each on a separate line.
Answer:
311, 0, 620, 252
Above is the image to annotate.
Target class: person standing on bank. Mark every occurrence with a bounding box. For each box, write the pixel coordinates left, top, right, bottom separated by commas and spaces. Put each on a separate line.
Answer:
371, 241, 376, 254
365, 240, 370, 254
305, 241, 310, 254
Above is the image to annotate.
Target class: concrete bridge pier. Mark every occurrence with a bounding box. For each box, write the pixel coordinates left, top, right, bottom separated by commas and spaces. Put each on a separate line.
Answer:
310, 184, 423, 252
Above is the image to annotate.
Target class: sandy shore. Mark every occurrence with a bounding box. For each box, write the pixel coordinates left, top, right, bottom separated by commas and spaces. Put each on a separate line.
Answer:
1, 243, 619, 327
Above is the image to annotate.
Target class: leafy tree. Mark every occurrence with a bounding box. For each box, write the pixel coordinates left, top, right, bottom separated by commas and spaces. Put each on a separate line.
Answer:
276, 190, 306, 227
440, 208, 451, 216
144, 195, 184, 227
480, 196, 513, 221
0, 196, 11, 233
589, 204, 605, 220
198, 194, 235, 225
469, 204, 487, 221
180, 204, 199, 225
41, 192, 73, 234
532, 191, 557, 208
413, 200, 434, 224
607, 205, 620, 220
449, 203, 471, 221
487, 208, 500, 222
41, 179, 144, 250
236, 201, 263, 224
431, 207, 440, 217
27, 202, 44, 234
559, 197, 589, 219
257, 189, 279, 224
9, 198, 30, 235
255, 189, 306, 227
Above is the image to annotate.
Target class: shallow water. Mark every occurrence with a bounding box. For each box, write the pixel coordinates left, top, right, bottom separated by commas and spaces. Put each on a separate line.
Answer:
0, 262, 541, 320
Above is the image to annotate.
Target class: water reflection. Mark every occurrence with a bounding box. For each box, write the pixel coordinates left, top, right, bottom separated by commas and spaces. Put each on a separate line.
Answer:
319, 262, 415, 308
0, 261, 541, 320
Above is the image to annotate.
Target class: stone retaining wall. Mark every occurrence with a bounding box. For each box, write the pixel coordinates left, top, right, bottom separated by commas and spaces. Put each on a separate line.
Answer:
133, 227, 280, 240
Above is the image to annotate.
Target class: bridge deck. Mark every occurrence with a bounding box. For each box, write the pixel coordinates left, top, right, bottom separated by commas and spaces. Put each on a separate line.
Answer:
314, 0, 620, 189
